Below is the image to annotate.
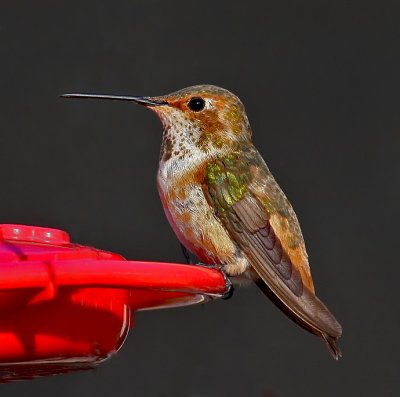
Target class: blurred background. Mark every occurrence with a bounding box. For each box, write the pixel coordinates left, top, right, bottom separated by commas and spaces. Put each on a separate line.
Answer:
0, 1, 399, 396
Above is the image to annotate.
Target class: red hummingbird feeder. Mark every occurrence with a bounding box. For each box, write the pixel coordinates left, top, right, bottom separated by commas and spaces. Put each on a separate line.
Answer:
0, 224, 229, 382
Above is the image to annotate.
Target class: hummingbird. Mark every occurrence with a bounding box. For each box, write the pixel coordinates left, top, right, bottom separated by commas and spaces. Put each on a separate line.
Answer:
61, 85, 342, 359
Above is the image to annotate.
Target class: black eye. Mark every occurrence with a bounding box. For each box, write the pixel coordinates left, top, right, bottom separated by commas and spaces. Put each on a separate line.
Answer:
188, 97, 205, 112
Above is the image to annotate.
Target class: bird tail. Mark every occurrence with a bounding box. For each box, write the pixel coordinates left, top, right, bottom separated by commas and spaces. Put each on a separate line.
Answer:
254, 278, 342, 359
322, 334, 342, 360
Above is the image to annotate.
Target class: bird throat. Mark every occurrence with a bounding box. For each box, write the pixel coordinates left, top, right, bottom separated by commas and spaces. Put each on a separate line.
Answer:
158, 122, 225, 191
156, 107, 243, 186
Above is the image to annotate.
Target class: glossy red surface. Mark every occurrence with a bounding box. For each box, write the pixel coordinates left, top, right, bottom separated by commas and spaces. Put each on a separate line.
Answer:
0, 224, 227, 382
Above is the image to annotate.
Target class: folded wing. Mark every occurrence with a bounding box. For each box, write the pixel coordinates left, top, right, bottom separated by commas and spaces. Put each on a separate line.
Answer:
203, 154, 342, 358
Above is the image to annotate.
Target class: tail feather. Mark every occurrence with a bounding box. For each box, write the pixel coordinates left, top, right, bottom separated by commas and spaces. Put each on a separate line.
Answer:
323, 334, 342, 360
254, 278, 342, 359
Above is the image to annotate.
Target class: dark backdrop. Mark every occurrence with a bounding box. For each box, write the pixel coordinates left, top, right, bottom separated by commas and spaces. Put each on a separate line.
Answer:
1, 1, 399, 396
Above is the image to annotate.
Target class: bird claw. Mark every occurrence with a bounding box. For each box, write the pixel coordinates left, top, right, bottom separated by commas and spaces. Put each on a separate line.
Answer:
196, 262, 234, 300
221, 277, 234, 300
196, 262, 223, 270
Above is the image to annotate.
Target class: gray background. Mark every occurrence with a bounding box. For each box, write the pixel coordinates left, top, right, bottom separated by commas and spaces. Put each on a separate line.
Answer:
0, 1, 399, 396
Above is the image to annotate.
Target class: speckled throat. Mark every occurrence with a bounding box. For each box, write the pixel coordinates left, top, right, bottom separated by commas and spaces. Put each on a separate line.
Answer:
159, 109, 199, 163
156, 107, 234, 187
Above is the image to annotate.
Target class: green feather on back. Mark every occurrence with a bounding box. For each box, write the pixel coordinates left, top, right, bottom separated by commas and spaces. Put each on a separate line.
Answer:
205, 153, 251, 211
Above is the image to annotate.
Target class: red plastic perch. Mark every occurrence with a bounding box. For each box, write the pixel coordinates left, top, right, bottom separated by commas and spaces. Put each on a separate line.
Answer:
0, 224, 228, 382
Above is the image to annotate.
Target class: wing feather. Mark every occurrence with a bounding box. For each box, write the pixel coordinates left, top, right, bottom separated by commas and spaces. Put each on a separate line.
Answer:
204, 152, 342, 358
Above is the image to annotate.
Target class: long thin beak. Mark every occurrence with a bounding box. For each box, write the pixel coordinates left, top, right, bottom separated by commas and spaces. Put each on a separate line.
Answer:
60, 93, 167, 107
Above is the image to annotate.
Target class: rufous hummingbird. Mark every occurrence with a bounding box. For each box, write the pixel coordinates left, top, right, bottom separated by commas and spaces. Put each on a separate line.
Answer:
61, 85, 342, 359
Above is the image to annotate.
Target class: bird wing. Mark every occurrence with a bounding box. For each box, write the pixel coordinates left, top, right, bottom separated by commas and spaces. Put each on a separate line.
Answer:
202, 151, 342, 358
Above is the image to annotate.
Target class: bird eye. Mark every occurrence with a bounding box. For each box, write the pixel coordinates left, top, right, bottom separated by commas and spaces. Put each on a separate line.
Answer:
188, 97, 205, 112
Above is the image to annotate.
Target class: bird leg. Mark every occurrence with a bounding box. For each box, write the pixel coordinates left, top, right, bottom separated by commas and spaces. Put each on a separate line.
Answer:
180, 244, 195, 264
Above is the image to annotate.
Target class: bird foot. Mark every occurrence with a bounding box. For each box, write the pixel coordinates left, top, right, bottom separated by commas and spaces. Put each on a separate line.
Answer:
196, 262, 234, 300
